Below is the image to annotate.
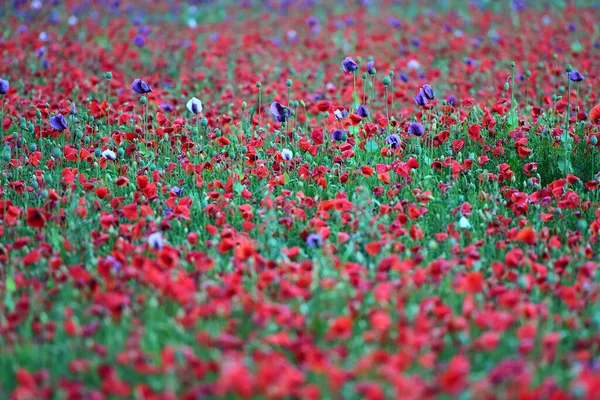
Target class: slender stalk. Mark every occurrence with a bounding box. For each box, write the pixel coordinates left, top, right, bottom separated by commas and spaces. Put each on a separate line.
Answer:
258, 86, 262, 129
384, 86, 389, 122
370, 75, 375, 112
390, 77, 394, 120
106, 79, 110, 138
511, 63, 516, 110
1, 95, 4, 134
353, 72, 357, 110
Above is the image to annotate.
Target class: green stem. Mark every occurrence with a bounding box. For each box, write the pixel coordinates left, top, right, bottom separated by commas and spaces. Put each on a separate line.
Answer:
511, 64, 515, 110
1, 95, 4, 134
106, 80, 110, 138
390, 77, 394, 121
385, 86, 389, 122
258, 87, 262, 129
353, 72, 357, 110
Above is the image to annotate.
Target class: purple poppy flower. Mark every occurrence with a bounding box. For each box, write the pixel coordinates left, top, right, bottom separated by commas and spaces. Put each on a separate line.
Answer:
133, 35, 145, 47
399, 73, 409, 83
270, 101, 291, 123
367, 60, 375, 75
307, 16, 318, 27
408, 122, 425, 137
414, 92, 428, 107
341, 57, 359, 73
332, 129, 346, 141
106, 256, 121, 272
49, 114, 68, 131
131, 78, 153, 95
170, 186, 183, 197
357, 104, 370, 118
447, 95, 456, 106
306, 233, 323, 248
0, 78, 9, 95
421, 84, 435, 100
569, 70, 584, 82
388, 18, 401, 29
385, 134, 401, 149
160, 103, 174, 112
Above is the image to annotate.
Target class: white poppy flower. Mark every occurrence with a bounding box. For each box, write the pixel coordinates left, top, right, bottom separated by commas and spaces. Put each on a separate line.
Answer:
102, 149, 117, 161
186, 97, 203, 114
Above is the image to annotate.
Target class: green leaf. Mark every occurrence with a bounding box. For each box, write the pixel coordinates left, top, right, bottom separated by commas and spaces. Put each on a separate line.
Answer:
284, 172, 290, 184
558, 158, 572, 175
365, 140, 379, 153
6, 276, 16, 293
507, 111, 518, 128
233, 181, 244, 194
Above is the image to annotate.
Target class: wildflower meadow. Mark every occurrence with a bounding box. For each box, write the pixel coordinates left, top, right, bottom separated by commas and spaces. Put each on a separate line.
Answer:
2, 0, 600, 398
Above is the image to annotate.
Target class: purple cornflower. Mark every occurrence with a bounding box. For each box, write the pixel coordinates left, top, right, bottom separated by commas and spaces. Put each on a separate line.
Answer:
447, 95, 457, 106
341, 57, 359, 73
306, 233, 323, 248
385, 134, 401, 149
49, 114, 68, 131
408, 122, 425, 137
270, 101, 291, 123
131, 78, 153, 95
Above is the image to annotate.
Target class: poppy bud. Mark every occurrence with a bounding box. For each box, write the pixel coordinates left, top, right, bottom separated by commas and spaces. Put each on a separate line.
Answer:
200, 118, 208, 127
504, 82, 510, 91
591, 136, 598, 145
362, 72, 368, 80
2, 150, 11, 162
256, 81, 261, 88
389, 71, 394, 77
286, 79, 292, 87
565, 64, 573, 73
104, 72, 112, 80
382, 76, 391, 86
140, 96, 147, 105
300, 100, 306, 108
525, 70, 531, 78
241, 101, 247, 111
29, 144, 37, 152
192, 127, 199, 135
510, 61, 515, 68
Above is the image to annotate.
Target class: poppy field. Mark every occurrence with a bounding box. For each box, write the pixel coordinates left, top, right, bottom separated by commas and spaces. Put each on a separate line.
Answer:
2, 0, 600, 398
